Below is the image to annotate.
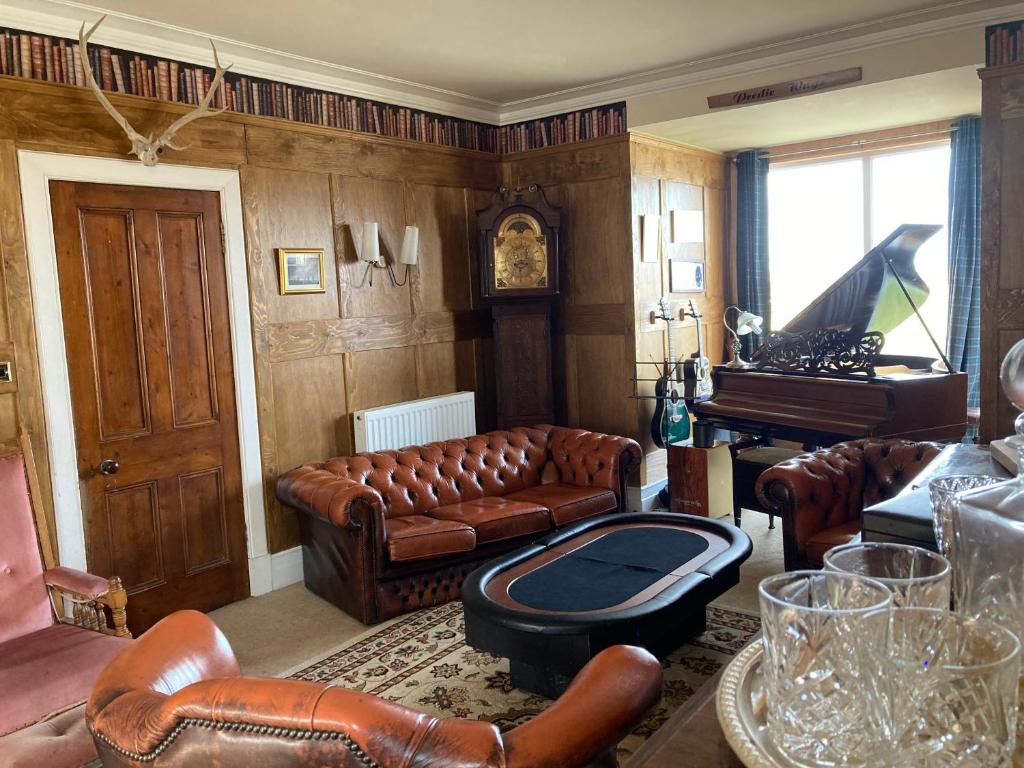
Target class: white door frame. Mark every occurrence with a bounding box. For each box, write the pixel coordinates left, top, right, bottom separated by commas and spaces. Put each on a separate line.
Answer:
17, 150, 275, 595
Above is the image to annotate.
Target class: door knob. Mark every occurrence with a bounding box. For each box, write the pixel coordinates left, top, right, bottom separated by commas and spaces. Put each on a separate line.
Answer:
99, 459, 119, 476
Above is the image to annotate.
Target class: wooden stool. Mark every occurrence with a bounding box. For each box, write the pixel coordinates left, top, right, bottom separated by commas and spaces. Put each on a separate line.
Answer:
730, 445, 802, 529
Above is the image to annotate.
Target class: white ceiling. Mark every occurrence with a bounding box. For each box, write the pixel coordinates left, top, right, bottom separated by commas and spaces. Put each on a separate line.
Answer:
637, 67, 982, 152
29, 0, 1017, 105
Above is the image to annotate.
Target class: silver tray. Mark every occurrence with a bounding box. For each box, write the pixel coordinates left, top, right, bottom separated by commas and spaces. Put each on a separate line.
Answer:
715, 641, 794, 768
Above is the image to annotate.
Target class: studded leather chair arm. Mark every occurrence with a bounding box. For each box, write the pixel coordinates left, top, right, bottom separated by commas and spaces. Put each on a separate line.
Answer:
276, 465, 387, 531
756, 439, 942, 568
541, 425, 642, 508
88, 611, 663, 768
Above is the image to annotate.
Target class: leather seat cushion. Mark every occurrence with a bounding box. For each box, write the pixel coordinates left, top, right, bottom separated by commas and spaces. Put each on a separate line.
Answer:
504, 484, 617, 526
385, 516, 477, 563
805, 520, 862, 566
0, 623, 132, 736
427, 497, 551, 544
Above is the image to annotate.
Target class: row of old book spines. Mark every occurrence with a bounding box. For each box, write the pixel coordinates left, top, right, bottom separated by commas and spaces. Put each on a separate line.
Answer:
496, 107, 627, 152
0, 26, 624, 149
986, 21, 1024, 66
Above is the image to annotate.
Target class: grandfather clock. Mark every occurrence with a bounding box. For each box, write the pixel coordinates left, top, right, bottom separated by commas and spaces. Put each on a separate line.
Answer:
477, 185, 562, 428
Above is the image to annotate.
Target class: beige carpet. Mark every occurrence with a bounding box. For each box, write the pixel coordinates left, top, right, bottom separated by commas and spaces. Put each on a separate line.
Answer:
286, 600, 760, 763
210, 511, 783, 677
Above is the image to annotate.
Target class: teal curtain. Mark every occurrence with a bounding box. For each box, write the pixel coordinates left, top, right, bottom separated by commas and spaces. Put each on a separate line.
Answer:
946, 116, 981, 409
735, 150, 771, 357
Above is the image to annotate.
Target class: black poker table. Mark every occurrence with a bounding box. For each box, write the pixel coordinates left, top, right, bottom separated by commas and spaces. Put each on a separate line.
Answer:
461, 511, 752, 697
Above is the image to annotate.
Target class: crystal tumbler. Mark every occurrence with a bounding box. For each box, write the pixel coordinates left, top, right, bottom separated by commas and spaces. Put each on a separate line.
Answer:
823, 542, 951, 608
881, 608, 1021, 767
758, 571, 892, 767
928, 474, 1002, 558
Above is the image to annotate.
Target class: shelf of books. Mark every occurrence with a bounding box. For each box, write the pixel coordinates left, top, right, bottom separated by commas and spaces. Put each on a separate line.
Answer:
986, 20, 1024, 67
0, 26, 626, 154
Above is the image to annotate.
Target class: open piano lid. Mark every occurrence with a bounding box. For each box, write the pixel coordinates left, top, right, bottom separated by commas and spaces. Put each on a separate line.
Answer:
782, 224, 941, 338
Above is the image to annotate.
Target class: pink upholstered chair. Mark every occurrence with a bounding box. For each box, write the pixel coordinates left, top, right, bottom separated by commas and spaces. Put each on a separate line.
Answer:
0, 430, 132, 764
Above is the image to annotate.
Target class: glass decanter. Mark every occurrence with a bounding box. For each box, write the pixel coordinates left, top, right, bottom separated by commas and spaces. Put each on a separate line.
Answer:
953, 339, 1024, 689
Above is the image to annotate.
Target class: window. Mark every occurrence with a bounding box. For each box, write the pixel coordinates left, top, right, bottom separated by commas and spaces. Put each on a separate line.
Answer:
767, 145, 951, 358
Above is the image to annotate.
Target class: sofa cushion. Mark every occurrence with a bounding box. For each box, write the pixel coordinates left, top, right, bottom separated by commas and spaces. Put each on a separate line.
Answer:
385, 516, 476, 563
0, 623, 132, 736
427, 497, 551, 544
505, 484, 617, 526
0, 703, 96, 768
805, 520, 862, 566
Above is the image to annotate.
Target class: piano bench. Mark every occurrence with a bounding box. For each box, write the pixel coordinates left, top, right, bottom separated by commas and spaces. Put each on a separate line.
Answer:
731, 447, 803, 530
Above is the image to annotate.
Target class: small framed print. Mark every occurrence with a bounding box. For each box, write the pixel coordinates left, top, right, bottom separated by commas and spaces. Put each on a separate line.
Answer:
671, 209, 704, 244
277, 248, 326, 294
669, 259, 706, 293
641, 214, 661, 263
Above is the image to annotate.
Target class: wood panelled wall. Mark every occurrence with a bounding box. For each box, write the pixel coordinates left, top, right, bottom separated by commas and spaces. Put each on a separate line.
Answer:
629, 136, 729, 487
0, 77, 728, 559
979, 62, 1024, 442
0, 77, 499, 555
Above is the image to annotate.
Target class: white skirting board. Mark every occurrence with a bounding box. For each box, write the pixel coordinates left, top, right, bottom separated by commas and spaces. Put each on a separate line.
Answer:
626, 480, 666, 513
249, 546, 304, 595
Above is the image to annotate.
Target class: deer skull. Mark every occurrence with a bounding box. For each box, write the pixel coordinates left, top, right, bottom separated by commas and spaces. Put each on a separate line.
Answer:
79, 16, 232, 166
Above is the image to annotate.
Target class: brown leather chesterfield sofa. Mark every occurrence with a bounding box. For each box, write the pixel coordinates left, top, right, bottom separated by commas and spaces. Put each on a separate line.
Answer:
277, 425, 642, 623
756, 438, 941, 570
87, 610, 663, 768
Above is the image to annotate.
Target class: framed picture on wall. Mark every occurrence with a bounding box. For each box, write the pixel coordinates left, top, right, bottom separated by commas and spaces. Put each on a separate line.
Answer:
277, 248, 326, 294
669, 259, 706, 293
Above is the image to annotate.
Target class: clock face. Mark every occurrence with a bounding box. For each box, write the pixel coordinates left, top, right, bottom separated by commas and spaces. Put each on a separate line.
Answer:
492, 212, 548, 291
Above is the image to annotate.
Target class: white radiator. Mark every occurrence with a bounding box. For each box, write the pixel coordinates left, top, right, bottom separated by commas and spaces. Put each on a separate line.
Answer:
353, 392, 477, 452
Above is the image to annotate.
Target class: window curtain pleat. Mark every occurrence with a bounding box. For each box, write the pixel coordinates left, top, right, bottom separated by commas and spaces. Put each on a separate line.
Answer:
735, 150, 771, 357
946, 116, 981, 409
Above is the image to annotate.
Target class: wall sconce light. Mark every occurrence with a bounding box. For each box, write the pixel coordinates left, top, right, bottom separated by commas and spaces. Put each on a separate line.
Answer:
357, 222, 418, 287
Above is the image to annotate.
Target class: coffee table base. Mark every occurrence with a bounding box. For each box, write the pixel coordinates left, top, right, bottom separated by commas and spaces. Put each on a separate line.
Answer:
462, 512, 750, 697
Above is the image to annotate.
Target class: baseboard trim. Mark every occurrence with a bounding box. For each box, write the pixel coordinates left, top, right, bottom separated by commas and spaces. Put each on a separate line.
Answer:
626, 479, 667, 513
271, 546, 305, 590
248, 546, 304, 596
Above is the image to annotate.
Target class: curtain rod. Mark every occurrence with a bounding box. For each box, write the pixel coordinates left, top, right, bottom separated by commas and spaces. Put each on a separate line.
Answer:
727, 118, 975, 162
763, 127, 953, 161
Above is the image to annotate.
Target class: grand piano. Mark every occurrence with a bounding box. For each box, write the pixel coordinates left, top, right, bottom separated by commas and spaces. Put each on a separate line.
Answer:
693, 225, 967, 446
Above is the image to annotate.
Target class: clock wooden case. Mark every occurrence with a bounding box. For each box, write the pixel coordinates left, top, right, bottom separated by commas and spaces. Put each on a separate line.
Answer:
477, 186, 562, 428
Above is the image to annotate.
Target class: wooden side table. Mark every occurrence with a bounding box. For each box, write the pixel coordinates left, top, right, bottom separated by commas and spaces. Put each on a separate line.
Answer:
667, 441, 733, 519
627, 663, 742, 767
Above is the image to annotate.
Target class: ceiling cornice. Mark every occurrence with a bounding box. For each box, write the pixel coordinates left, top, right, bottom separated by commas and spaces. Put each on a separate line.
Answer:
500, 1, 1024, 123
0, 0, 503, 123
2, 0, 1023, 126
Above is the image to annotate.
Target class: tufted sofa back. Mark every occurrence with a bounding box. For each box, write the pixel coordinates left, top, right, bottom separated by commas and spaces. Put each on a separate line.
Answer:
758, 438, 942, 535
0, 453, 52, 644
318, 428, 551, 518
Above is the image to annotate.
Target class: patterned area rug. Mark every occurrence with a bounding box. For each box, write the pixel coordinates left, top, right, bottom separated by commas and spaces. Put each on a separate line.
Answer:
288, 601, 760, 761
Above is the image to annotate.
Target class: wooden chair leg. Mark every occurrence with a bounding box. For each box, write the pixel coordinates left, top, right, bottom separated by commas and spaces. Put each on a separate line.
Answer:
104, 577, 131, 638
768, 514, 775, 530
734, 507, 742, 527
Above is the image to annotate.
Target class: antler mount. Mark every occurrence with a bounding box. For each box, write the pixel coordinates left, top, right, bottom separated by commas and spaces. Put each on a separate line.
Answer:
78, 16, 232, 166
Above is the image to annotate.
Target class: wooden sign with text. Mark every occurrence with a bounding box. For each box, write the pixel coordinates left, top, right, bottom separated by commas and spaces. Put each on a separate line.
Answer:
707, 67, 862, 109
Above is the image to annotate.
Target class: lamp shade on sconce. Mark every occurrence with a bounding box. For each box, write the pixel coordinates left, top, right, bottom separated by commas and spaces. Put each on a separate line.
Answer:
361, 222, 381, 264
399, 226, 419, 266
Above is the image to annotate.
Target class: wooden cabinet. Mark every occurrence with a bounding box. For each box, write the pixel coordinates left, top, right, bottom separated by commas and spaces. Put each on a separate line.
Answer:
666, 441, 733, 519
979, 62, 1024, 441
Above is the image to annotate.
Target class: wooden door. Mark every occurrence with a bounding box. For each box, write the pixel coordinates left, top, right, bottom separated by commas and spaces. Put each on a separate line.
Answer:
50, 181, 249, 634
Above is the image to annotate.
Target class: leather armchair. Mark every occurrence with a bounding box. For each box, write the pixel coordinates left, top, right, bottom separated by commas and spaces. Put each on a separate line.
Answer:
87, 610, 663, 767
756, 439, 941, 570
